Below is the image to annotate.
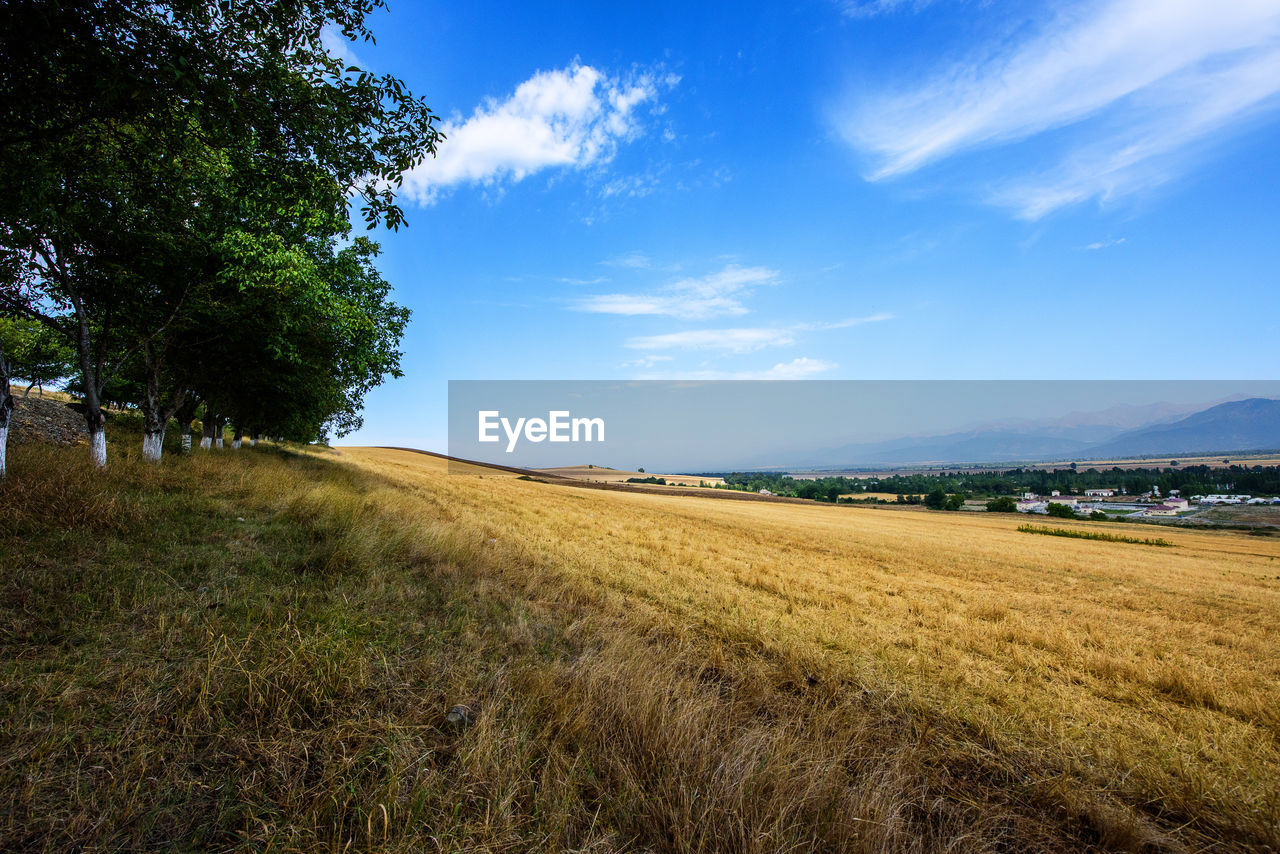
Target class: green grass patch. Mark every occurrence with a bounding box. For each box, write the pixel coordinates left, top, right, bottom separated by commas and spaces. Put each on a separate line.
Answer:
1017, 524, 1174, 547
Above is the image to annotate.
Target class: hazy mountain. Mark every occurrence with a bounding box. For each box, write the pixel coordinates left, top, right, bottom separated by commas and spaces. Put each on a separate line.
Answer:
792, 398, 1280, 469
980, 396, 1248, 434
1085, 398, 1280, 459
810, 430, 1095, 467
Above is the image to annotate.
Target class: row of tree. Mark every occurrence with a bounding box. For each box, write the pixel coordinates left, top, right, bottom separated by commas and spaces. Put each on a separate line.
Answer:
711, 464, 1280, 502
0, 0, 442, 476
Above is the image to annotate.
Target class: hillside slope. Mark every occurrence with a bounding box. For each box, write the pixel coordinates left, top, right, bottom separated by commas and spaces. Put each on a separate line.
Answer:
1088, 397, 1280, 458
3, 434, 1278, 851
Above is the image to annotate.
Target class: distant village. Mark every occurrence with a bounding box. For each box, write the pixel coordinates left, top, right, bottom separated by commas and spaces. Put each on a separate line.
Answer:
1015, 487, 1280, 518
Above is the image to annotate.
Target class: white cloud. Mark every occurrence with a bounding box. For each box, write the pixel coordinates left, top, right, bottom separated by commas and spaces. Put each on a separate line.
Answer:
634, 357, 839, 380
599, 172, 662, 199
401, 63, 674, 204
812, 313, 895, 329
1085, 237, 1127, 250
839, 0, 1280, 216
838, 0, 935, 19
604, 251, 652, 269
575, 264, 778, 320
757, 357, 839, 379
321, 25, 363, 69
620, 355, 675, 369
625, 327, 797, 353
622, 313, 892, 353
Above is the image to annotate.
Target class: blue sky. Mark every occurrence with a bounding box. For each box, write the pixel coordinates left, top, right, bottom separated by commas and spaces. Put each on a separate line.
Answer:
333, 0, 1280, 450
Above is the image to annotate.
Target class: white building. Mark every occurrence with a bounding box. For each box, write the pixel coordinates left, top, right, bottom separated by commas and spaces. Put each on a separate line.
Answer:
1143, 504, 1181, 517
1084, 489, 1116, 497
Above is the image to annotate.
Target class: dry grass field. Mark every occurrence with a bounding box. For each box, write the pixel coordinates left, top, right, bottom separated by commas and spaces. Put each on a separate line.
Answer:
538, 464, 724, 487
839, 492, 924, 501
3, 435, 1278, 851
348, 448, 1280, 850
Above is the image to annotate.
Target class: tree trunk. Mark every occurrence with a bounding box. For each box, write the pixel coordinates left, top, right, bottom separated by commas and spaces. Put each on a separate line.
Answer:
250, 431, 259, 448
0, 347, 13, 478
141, 385, 165, 463
139, 345, 185, 464
176, 398, 199, 454
142, 429, 165, 462
200, 417, 214, 450
89, 420, 106, 467
231, 425, 244, 450
74, 305, 108, 468
214, 414, 225, 449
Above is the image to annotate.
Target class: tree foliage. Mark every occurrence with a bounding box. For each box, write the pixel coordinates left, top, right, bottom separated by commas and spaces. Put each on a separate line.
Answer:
0, 0, 438, 463
0, 316, 76, 394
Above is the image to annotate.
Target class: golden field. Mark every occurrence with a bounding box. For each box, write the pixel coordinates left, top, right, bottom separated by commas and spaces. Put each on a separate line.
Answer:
3, 436, 1278, 851
344, 447, 1280, 850
839, 491, 923, 501
537, 464, 725, 487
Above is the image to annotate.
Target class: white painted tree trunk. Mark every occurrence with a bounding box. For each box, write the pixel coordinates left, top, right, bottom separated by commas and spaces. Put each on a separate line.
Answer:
249, 438, 257, 447
232, 438, 241, 450
90, 430, 107, 467
215, 436, 223, 450
181, 433, 192, 453
0, 425, 7, 478
200, 436, 211, 449
142, 431, 163, 462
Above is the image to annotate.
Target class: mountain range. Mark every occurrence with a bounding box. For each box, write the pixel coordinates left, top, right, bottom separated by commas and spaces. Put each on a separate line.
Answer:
800, 398, 1280, 469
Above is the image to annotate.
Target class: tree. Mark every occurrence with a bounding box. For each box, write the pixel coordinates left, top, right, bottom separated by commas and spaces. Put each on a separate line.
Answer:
924, 488, 948, 510
944, 493, 965, 511
0, 340, 13, 477
1124, 475, 1151, 496
193, 232, 409, 445
986, 496, 1017, 513
0, 0, 441, 466
0, 316, 76, 396
1045, 502, 1078, 519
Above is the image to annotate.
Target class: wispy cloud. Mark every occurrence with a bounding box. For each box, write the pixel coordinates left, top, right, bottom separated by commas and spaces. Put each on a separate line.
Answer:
574, 264, 779, 320
626, 327, 796, 353
755, 357, 839, 379
401, 63, 676, 204
620, 355, 674, 369
321, 25, 363, 69
624, 313, 893, 353
813, 313, 894, 330
838, 0, 1280, 217
1085, 237, 1127, 250
838, 0, 937, 19
636, 357, 839, 380
604, 251, 652, 269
